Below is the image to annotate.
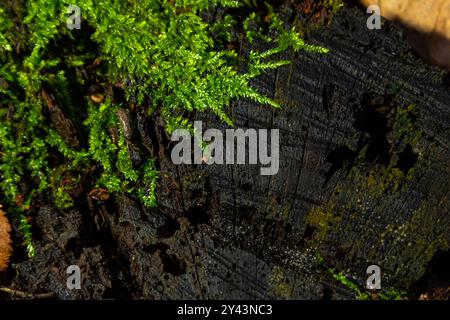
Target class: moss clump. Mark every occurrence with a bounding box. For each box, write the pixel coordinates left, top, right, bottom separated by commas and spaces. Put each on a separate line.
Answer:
49, 166, 79, 210
0, 1, 328, 254
330, 269, 408, 300
365, 166, 405, 195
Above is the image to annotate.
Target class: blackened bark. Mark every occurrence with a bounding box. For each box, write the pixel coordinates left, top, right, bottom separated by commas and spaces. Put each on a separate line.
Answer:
7, 7, 450, 300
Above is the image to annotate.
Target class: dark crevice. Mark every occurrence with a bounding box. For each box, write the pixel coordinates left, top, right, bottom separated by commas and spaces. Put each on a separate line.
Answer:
427, 250, 450, 283
323, 145, 357, 186
157, 215, 180, 239
353, 92, 393, 165
321, 287, 333, 300
160, 251, 187, 277
413, 249, 450, 298
396, 144, 418, 173
184, 205, 211, 227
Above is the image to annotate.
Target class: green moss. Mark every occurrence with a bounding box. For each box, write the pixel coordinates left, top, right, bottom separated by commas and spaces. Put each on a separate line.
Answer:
315, 251, 368, 299
392, 104, 423, 148
378, 288, 407, 300
331, 269, 408, 300
49, 166, 78, 210
306, 199, 342, 241
333, 271, 370, 300
316, 252, 408, 300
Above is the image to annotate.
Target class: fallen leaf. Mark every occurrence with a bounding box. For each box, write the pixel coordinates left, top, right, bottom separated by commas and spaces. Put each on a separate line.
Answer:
0, 208, 12, 271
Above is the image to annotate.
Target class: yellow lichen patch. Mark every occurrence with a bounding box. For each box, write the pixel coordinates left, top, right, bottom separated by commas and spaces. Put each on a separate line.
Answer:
365, 166, 405, 196
306, 200, 341, 240
269, 266, 294, 299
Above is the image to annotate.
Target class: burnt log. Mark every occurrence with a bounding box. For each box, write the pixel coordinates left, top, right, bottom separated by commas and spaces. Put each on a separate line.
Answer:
6, 7, 450, 300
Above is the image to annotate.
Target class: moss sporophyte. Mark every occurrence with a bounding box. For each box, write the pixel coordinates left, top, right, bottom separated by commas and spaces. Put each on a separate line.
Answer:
0, 1, 328, 255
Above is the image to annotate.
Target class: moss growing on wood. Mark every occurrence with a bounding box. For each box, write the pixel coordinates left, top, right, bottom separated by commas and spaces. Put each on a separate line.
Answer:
303, 94, 448, 292
306, 199, 342, 241
315, 252, 408, 300
0, 1, 328, 254
391, 104, 423, 150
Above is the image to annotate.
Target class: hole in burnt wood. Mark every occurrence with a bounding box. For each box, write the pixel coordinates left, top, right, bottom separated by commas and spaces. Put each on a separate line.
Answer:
190, 188, 203, 200
160, 251, 186, 276
184, 205, 210, 226
143, 242, 169, 255
302, 225, 316, 242
323, 145, 357, 186
157, 215, 180, 239
413, 249, 450, 297
341, 0, 366, 10
443, 73, 450, 89
240, 182, 252, 191
396, 144, 418, 173
112, 85, 126, 104
353, 93, 393, 165
238, 205, 257, 224
322, 287, 333, 300
428, 250, 450, 283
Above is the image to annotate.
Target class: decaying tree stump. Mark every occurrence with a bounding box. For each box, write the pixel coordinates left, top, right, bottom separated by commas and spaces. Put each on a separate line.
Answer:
7, 7, 449, 300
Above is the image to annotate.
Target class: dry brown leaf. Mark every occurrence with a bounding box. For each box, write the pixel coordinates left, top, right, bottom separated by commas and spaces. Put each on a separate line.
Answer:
360, 0, 450, 71
0, 208, 13, 271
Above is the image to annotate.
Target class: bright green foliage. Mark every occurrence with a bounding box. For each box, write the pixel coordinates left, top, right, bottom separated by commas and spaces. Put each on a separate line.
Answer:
315, 252, 408, 300
331, 271, 371, 300
75, 0, 327, 132
0, 0, 327, 254
138, 159, 159, 207
18, 213, 36, 257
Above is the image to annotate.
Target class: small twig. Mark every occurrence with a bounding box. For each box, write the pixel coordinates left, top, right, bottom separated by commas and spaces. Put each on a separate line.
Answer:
0, 287, 54, 299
